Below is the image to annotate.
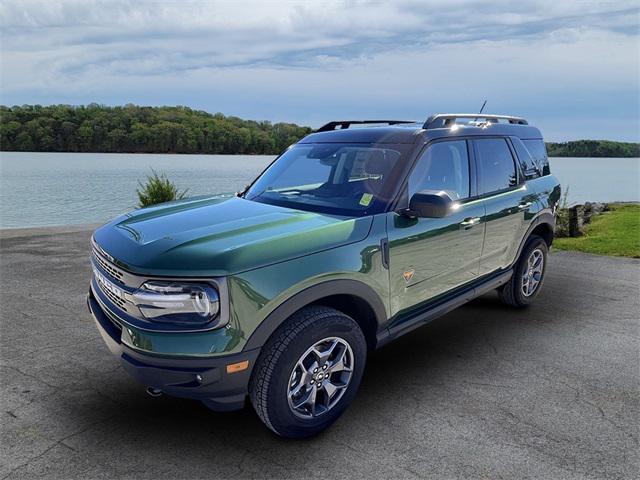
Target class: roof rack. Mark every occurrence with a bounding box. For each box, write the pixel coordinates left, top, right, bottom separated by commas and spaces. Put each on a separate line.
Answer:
316, 120, 416, 132
423, 114, 528, 129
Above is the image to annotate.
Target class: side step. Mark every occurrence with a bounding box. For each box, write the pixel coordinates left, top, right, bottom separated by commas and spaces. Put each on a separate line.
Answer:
376, 269, 513, 348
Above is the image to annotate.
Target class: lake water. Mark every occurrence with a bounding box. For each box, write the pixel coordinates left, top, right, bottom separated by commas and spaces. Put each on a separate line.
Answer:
0, 152, 638, 229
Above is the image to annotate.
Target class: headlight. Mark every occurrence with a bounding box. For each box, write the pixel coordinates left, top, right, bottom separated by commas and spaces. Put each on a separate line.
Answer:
132, 281, 219, 325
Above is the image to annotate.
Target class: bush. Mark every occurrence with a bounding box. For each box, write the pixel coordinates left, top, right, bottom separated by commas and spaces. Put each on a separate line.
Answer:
136, 170, 188, 208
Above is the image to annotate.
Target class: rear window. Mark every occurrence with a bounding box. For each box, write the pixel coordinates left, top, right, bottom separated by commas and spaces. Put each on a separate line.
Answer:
522, 139, 550, 176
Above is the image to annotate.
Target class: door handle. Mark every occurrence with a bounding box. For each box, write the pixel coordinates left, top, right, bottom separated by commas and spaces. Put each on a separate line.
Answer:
460, 217, 481, 230
517, 202, 533, 211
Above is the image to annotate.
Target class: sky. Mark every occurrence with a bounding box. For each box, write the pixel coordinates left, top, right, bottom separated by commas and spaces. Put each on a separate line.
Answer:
1, 0, 639, 141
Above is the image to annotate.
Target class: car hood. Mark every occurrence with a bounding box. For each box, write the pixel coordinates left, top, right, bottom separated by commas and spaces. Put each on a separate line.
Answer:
93, 195, 373, 276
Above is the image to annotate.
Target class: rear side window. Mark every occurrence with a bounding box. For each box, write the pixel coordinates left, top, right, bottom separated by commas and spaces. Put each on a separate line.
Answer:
474, 138, 518, 195
522, 139, 550, 176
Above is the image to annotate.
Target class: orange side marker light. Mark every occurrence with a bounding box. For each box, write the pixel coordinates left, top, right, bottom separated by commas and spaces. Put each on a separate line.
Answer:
226, 360, 249, 374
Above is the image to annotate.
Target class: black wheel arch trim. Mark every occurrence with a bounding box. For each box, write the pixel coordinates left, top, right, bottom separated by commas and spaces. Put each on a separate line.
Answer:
243, 279, 388, 352
513, 211, 555, 265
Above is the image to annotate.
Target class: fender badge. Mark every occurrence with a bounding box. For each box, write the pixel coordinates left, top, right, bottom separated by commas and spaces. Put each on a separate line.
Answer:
403, 269, 415, 283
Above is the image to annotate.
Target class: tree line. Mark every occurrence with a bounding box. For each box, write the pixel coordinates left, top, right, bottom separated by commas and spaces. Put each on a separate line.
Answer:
1, 104, 638, 157
545, 140, 639, 158
0, 104, 312, 154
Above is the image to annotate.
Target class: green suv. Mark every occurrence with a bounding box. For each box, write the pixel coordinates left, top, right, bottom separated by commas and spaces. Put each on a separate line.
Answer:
88, 114, 561, 437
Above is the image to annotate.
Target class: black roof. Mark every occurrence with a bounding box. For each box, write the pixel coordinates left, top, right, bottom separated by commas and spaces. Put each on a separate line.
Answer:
299, 115, 543, 144
300, 123, 424, 144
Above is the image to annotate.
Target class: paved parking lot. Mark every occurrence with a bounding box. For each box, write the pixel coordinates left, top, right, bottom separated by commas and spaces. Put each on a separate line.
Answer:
1, 226, 638, 479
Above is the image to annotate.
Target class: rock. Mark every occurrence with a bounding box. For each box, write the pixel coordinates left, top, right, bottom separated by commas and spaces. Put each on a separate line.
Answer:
583, 202, 608, 224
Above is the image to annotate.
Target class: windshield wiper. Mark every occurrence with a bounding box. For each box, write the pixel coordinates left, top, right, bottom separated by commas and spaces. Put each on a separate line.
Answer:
275, 188, 305, 195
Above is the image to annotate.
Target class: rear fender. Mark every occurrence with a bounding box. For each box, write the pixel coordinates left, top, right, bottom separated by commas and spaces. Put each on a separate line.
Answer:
513, 211, 555, 265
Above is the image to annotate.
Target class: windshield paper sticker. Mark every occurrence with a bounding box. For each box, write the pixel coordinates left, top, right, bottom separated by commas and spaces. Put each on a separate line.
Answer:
359, 193, 373, 206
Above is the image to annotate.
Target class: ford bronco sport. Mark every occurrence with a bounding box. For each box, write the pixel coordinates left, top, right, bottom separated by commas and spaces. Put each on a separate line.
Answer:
88, 114, 561, 438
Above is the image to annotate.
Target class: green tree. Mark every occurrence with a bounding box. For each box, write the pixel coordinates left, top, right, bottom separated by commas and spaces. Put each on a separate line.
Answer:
0, 104, 314, 154
546, 140, 640, 157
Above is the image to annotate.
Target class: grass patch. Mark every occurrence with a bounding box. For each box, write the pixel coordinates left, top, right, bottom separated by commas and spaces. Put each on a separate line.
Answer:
554, 204, 640, 258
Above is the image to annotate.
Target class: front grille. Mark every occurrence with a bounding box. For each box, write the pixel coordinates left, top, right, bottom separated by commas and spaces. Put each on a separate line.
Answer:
102, 283, 128, 311
92, 247, 125, 285
91, 240, 130, 312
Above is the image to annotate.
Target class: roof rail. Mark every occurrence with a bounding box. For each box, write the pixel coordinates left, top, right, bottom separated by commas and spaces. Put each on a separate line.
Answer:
423, 113, 528, 129
316, 120, 416, 132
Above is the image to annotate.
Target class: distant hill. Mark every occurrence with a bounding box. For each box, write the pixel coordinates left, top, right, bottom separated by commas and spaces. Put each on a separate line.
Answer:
0, 104, 312, 154
1, 104, 638, 157
546, 140, 639, 158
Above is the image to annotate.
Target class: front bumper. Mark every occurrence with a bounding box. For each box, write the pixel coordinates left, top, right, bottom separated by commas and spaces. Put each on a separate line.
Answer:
87, 290, 260, 411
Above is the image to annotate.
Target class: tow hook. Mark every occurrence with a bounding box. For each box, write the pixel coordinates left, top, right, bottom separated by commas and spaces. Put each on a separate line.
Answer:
146, 386, 163, 397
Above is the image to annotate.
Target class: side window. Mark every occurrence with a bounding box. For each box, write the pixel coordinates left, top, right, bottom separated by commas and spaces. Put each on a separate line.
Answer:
523, 139, 550, 176
511, 137, 541, 179
408, 140, 470, 200
475, 138, 518, 195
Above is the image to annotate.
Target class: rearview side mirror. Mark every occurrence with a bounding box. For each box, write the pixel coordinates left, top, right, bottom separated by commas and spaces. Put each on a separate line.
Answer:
407, 191, 454, 218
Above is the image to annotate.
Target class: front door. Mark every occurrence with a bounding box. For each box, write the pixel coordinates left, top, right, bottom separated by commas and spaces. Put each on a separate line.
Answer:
472, 137, 534, 275
386, 139, 486, 322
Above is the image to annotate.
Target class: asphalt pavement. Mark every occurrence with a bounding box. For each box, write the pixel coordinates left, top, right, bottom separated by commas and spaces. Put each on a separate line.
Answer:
1, 226, 638, 479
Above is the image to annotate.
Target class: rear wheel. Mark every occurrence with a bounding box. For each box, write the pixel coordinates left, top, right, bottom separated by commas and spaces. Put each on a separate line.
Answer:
249, 306, 366, 438
498, 235, 548, 307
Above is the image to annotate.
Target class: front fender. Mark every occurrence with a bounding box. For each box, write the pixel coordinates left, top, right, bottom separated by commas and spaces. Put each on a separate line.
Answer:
242, 279, 387, 351
227, 214, 390, 352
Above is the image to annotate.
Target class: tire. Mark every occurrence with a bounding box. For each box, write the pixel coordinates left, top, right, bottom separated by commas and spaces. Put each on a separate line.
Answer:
249, 306, 367, 438
498, 235, 548, 308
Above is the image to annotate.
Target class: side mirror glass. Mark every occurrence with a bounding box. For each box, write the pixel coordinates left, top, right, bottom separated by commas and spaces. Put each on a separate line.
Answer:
407, 191, 454, 218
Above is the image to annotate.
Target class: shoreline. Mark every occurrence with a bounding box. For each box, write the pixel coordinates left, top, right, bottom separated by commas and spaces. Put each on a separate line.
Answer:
0, 223, 100, 239
0, 151, 277, 156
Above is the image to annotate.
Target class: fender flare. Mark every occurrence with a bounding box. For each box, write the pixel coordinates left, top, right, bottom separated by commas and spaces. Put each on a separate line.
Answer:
242, 279, 387, 351
513, 211, 555, 265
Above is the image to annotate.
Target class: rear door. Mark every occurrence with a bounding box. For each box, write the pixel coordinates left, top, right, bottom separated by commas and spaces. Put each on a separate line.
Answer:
386, 139, 485, 320
473, 137, 536, 275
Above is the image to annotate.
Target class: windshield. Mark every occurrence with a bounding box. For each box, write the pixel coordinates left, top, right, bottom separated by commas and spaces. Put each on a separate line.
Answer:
245, 144, 404, 216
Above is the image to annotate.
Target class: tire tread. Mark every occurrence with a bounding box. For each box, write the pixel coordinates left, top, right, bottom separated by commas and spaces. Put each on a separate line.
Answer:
498, 234, 547, 308
249, 306, 350, 435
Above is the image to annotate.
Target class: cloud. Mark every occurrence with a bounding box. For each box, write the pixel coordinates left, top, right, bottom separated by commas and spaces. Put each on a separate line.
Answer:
1, 0, 638, 140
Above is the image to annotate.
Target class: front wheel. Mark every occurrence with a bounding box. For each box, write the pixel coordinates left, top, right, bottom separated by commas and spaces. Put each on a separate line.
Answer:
498, 235, 548, 307
249, 306, 367, 438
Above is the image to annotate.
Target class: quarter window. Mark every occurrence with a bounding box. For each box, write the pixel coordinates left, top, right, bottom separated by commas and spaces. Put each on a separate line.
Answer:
523, 139, 550, 176
511, 137, 541, 179
408, 140, 470, 200
475, 138, 518, 195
